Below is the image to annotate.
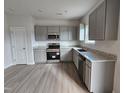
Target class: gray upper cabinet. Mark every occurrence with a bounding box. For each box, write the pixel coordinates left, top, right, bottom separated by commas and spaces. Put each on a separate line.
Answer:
60, 26, 77, 41
35, 25, 78, 41
96, 1, 105, 40
89, 10, 97, 40
89, 0, 119, 40
105, 0, 119, 40
34, 26, 47, 41
60, 26, 69, 40
47, 26, 60, 33
68, 26, 77, 40
89, 2, 105, 40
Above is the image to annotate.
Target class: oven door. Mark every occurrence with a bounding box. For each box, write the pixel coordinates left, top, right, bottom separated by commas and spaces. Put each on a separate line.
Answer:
47, 52, 60, 60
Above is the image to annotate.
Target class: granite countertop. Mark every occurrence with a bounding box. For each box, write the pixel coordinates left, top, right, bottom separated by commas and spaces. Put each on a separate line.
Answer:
73, 48, 117, 63
33, 46, 116, 62
60, 46, 81, 48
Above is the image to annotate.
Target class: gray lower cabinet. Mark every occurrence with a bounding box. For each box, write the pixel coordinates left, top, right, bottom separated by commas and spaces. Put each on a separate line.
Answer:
85, 60, 92, 92
73, 49, 79, 69
85, 59, 115, 93
34, 26, 47, 41
89, 0, 119, 40
60, 48, 72, 62
34, 49, 46, 63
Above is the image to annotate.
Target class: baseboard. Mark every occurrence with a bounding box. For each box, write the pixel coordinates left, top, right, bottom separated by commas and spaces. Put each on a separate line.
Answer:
4, 63, 14, 69
27, 63, 35, 65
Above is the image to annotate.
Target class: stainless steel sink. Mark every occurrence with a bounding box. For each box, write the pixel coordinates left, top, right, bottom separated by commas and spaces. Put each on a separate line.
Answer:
77, 49, 87, 52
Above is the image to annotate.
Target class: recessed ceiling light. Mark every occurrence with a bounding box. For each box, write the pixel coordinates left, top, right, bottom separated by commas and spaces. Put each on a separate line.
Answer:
9, 8, 14, 12
38, 9, 43, 13
56, 13, 63, 15
64, 10, 68, 13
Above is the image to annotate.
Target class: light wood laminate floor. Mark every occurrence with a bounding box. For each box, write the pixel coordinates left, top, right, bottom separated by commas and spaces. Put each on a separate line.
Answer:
4, 63, 89, 93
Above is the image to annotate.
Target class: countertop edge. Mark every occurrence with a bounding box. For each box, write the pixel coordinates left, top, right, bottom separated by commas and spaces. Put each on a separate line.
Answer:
73, 48, 117, 63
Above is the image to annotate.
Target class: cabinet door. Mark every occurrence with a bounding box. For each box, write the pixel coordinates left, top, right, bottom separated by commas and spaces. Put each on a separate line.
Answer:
60, 48, 72, 61
83, 61, 86, 82
73, 50, 76, 64
89, 10, 97, 40
85, 60, 91, 91
96, 2, 105, 40
88, 65, 91, 91
73, 50, 78, 69
75, 51, 79, 69
48, 26, 60, 33
105, 0, 119, 40
34, 49, 46, 63
89, 2, 105, 40
85, 63, 89, 87
60, 26, 69, 40
78, 59, 84, 81
68, 26, 77, 40
34, 26, 47, 41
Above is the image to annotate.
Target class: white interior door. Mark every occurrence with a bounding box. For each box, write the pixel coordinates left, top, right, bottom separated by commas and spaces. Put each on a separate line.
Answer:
11, 27, 27, 64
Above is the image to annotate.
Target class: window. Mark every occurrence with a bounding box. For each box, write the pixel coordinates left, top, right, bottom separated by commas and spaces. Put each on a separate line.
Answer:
79, 24, 85, 41
84, 25, 95, 44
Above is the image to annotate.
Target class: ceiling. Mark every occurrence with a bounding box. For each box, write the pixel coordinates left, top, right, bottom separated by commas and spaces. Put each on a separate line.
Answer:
5, 0, 101, 20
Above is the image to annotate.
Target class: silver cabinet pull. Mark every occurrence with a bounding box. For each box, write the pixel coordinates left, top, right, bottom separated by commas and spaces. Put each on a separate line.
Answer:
23, 48, 26, 50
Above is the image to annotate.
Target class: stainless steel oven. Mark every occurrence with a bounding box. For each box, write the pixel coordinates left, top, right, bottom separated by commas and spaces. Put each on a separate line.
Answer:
46, 43, 60, 63
47, 49, 60, 62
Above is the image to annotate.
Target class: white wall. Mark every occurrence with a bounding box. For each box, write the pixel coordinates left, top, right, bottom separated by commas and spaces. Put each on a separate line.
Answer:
6, 14, 80, 66
80, 1, 120, 93
7, 14, 34, 64
4, 14, 13, 68
33, 41, 79, 48
34, 18, 80, 26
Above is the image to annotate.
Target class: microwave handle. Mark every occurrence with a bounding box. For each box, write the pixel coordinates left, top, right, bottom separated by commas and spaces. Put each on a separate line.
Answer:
56, 35, 57, 39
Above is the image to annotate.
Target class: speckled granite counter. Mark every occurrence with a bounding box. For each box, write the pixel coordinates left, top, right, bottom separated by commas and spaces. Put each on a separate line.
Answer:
73, 48, 117, 62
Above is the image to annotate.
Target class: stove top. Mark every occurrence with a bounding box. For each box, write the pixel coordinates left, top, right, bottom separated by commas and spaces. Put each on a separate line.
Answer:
47, 43, 60, 49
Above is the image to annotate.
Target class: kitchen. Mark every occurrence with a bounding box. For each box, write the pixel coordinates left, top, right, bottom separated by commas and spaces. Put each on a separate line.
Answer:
4, 0, 120, 93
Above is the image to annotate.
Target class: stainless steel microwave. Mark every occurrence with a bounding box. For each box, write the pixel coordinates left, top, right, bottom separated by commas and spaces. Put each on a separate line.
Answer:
48, 33, 60, 40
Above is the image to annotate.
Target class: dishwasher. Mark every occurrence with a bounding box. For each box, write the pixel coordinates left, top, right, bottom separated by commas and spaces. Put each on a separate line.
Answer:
78, 54, 86, 83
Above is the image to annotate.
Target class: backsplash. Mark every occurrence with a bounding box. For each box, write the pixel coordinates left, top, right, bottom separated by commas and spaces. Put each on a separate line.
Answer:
80, 40, 119, 56
33, 41, 80, 47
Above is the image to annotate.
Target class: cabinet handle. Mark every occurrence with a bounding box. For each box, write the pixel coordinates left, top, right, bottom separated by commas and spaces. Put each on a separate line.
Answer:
23, 48, 26, 50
